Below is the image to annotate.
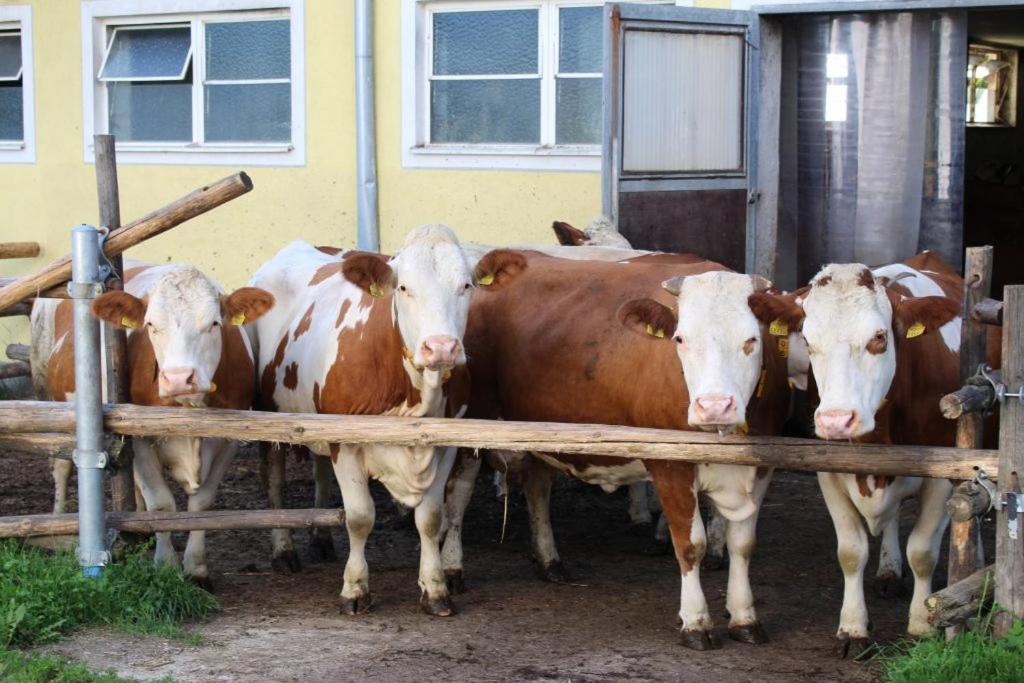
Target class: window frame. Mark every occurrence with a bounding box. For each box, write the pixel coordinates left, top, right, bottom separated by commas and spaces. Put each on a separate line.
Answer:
81, 0, 305, 166
0, 5, 34, 164
966, 42, 1018, 128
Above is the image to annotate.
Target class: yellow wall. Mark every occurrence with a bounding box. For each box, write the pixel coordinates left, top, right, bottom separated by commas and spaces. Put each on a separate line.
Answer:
0, 0, 602, 350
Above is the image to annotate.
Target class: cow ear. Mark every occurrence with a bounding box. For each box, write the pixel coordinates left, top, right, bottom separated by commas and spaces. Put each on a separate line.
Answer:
223, 287, 275, 326
475, 249, 527, 289
92, 290, 146, 329
892, 295, 959, 339
342, 252, 397, 298
748, 289, 806, 330
552, 221, 589, 246
619, 298, 677, 340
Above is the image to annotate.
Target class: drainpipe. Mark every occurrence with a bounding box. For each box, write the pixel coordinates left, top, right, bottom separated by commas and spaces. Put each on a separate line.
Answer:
355, 0, 380, 252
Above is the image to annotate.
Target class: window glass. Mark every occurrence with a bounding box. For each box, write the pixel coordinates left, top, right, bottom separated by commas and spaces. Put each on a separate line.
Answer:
0, 33, 21, 80
100, 26, 192, 80
433, 10, 538, 75
108, 80, 192, 141
559, 6, 601, 74
205, 82, 291, 141
0, 83, 22, 140
206, 20, 290, 81
431, 79, 540, 144
556, 78, 600, 144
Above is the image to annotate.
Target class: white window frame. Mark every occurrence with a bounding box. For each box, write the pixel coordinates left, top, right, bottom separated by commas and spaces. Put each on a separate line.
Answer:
81, 0, 305, 166
0, 5, 35, 164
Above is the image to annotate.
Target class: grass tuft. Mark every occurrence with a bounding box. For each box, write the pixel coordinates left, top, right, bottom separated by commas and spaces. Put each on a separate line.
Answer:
0, 648, 128, 682
873, 620, 1024, 683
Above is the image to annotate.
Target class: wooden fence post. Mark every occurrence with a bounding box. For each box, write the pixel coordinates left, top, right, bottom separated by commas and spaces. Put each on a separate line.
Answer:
94, 135, 134, 514
995, 285, 1024, 636
947, 246, 992, 637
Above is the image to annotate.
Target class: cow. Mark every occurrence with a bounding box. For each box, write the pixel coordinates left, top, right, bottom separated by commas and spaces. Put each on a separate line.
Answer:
552, 217, 634, 249
748, 251, 1000, 656
444, 249, 792, 649
30, 264, 274, 587
250, 224, 475, 616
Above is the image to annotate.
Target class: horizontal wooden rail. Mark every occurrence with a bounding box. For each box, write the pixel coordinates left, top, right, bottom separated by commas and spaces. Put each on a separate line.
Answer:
973, 298, 1003, 325
926, 566, 993, 628
5, 343, 29, 363
0, 508, 345, 538
0, 302, 31, 317
0, 242, 40, 259
0, 360, 29, 380
0, 401, 999, 480
0, 433, 74, 457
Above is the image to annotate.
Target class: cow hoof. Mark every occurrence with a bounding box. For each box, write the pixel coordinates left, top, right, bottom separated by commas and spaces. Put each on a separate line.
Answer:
340, 593, 373, 616
833, 633, 873, 660
308, 535, 338, 563
641, 539, 672, 557
420, 593, 457, 617
728, 622, 768, 645
189, 575, 215, 593
444, 569, 466, 595
702, 552, 728, 571
271, 550, 302, 574
873, 573, 907, 600
539, 560, 572, 584
679, 628, 722, 651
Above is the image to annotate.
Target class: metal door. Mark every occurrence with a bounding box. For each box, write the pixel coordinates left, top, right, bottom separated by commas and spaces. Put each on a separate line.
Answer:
603, 4, 757, 272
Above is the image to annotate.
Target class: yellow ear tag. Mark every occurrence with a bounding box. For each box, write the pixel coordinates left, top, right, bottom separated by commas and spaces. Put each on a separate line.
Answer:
769, 319, 789, 337
654, 328, 665, 339
230, 312, 246, 326
645, 323, 664, 338
209, 381, 217, 393
478, 273, 495, 286
777, 336, 789, 359
906, 322, 925, 339
369, 282, 384, 298
120, 316, 138, 329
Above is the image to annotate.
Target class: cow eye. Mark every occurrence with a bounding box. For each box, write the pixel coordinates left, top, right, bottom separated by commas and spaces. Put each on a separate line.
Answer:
674, 335, 684, 345
867, 329, 888, 354
743, 336, 758, 355
463, 283, 472, 291
399, 285, 407, 293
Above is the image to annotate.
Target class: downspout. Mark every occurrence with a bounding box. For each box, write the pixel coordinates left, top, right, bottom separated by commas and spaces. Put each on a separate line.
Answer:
355, 0, 380, 252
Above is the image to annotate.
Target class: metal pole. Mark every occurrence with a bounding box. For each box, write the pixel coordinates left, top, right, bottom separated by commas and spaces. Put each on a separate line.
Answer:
355, 0, 379, 252
70, 224, 109, 577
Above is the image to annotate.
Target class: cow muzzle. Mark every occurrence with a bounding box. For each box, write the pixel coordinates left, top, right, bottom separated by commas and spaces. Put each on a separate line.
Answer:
420, 335, 461, 370
158, 367, 201, 398
692, 394, 738, 427
815, 409, 859, 440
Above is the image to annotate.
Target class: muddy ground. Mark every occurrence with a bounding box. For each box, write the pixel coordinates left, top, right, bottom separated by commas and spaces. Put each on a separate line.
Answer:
0, 447, 994, 682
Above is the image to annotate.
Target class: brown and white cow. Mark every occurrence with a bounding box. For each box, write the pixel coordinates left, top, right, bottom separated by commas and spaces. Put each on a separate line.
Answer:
449, 250, 792, 649
30, 264, 274, 587
250, 225, 474, 616
749, 251, 1000, 656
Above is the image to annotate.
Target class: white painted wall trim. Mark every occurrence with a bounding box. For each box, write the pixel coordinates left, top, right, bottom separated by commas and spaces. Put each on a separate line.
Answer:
0, 5, 35, 165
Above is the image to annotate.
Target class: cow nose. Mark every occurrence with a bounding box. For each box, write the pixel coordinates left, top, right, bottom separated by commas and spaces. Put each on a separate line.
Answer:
816, 409, 858, 440
421, 336, 460, 369
693, 395, 737, 424
159, 367, 198, 396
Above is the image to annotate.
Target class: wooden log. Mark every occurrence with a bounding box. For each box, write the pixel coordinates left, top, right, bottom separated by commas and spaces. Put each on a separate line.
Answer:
5, 343, 28, 362
0, 172, 253, 313
0, 508, 346, 538
0, 302, 31, 317
0, 401, 999, 480
0, 242, 40, 259
0, 277, 66, 299
927, 566, 994, 628
995, 285, 1024, 637
0, 432, 74, 457
941, 379, 1000, 420
974, 298, 1003, 326
0, 360, 29, 380
947, 480, 994, 523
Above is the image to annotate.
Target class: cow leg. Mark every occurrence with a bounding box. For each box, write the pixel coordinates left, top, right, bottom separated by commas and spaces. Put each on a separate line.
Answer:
332, 446, 374, 615
309, 454, 338, 562
183, 438, 236, 591
442, 449, 481, 594
259, 442, 300, 573
818, 472, 871, 658
906, 478, 952, 638
523, 461, 568, 583
874, 516, 905, 599
51, 458, 73, 514
704, 506, 729, 570
416, 446, 458, 616
133, 438, 180, 569
720, 472, 771, 645
627, 481, 653, 527
646, 460, 717, 650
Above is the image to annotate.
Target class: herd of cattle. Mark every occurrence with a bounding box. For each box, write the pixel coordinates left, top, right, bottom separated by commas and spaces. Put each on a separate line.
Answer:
24, 218, 999, 658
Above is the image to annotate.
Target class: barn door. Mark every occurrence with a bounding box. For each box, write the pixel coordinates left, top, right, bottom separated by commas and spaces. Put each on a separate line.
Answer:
603, 4, 757, 272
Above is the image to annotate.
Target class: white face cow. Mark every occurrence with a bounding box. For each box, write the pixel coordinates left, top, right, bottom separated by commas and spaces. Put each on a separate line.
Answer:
341, 224, 474, 371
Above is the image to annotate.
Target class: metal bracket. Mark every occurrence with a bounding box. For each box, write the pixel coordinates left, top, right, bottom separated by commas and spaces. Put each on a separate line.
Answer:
978, 364, 1023, 407
72, 448, 108, 469
77, 547, 111, 567
1002, 491, 1024, 540
66, 281, 104, 299
974, 469, 998, 516
95, 226, 114, 284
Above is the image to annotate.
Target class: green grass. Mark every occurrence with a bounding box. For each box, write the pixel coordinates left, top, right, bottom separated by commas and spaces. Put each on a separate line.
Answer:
0, 648, 128, 682
874, 619, 1024, 683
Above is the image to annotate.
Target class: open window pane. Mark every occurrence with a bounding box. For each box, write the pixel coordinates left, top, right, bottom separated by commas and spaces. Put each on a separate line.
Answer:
431, 78, 540, 144
622, 30, 744, 173
556, 77, 600, 144
108, 81, 192, 141
433, 10, 538, 75
0, 34, 21, 81
100, 26, 191, 80
206, 20, 290, 81
559, 6, 601, 74
205, 83, 290, 142
0, 84, 22, 140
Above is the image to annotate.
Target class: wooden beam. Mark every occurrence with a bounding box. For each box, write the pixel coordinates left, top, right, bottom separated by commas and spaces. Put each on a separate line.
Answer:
0, 360, 29, 380
941, 378, 999, 420
5, 343, 28, 363
0, 242, 40, 259
0, 507, 346, 538
0, 302, 31, 317
947, 479, 994, 523
927, 566, 994, 629
973, 298, 1003, 326
0, 172, 253, 313
0, 432, 74, 457
0, 400, 998, 480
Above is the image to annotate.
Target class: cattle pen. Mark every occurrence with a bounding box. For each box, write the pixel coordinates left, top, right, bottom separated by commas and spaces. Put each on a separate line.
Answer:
0, 145, 1021, 650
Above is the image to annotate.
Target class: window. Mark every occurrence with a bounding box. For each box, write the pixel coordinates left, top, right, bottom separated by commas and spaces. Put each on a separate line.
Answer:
0, 5, 34, 163
82, 1, 304, 166
967, 43, 1017, 127
404, 0, 617, 171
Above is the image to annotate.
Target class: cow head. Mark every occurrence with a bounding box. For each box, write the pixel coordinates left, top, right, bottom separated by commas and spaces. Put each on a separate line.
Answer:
620, 272, 776, 432
748, 264, 958, 440
92, 266, 274, 403
552, 218, 633, 249
343, 224, 475, 372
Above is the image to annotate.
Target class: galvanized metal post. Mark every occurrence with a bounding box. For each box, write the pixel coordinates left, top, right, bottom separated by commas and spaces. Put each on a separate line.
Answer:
355, 0, 379, 252
70, 224, 109, 577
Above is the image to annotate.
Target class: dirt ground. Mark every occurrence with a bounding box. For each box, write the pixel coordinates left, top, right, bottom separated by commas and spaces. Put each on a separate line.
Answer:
0, 447, 994, 682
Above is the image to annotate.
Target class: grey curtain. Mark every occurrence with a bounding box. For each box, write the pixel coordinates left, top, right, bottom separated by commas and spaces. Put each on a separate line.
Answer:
779, 11, 967, 284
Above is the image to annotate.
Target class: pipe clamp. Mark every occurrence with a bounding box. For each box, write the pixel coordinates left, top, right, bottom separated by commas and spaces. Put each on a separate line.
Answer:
73, 448, 107, 469
67, 281, 104, 299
